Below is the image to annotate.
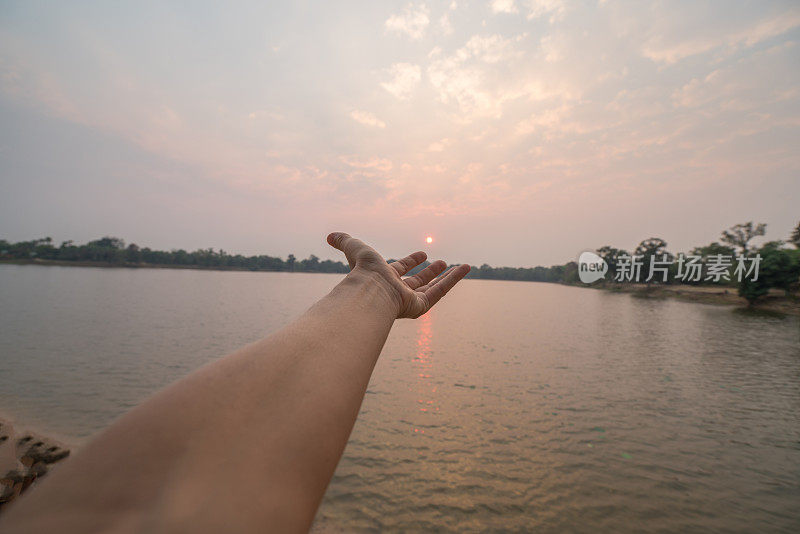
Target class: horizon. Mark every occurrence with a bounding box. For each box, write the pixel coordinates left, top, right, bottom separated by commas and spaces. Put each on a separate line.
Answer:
1, 1, 798, 266
1, 221, 791, 270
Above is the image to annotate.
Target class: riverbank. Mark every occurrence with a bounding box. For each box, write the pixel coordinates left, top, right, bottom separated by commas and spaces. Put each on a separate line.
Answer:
0, 258, 292, 272
600, 283, 800, 316
0, 418, 70, 513
4, 259, 799, 315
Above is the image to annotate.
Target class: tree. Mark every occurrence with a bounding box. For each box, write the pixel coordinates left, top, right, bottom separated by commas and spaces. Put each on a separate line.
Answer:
721, 222, 766, 256
758, 242, 800, 296
87, 237, 126, 250
124, 244, 141, 263
286, 254, 296, 272
563, 261, 579, 284
634, 238, 672, 284
596, 246, 628, 281
634, 238, 668, 258
689, 242, 736, 285
790, 221, 800, 248
84, 236, 126, 263
300, 255, 320, 272
546, 264, 565, 283
33, 237, 58, 260
738, 242, 800, 302
691, 242, 735, 259
738, 275, 770, 304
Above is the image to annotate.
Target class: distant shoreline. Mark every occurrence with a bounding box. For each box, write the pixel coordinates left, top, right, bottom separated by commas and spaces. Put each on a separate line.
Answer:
0, 258, 330, 273
3, 259, 798, 316
595, 283, 800, 316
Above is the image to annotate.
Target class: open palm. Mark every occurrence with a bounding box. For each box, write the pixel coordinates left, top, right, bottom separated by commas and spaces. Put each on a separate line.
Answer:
327, 232, 470, 319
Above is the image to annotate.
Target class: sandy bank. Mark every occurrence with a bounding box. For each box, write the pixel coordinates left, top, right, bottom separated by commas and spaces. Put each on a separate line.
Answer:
602, 283, 800, 316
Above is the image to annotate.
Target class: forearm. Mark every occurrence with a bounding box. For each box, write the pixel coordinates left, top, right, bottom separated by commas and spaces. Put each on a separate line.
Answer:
0, 231, 470, 533
0, 270, 398, 533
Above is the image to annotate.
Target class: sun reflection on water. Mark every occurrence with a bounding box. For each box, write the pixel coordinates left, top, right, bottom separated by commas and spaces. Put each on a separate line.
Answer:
413, 313, 437, 434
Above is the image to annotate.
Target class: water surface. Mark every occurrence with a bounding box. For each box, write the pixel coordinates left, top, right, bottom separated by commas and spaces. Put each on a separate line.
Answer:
1, 265, 798, 532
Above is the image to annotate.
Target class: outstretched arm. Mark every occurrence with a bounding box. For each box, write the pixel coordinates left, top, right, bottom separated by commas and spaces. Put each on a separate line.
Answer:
0, 233, 470, 533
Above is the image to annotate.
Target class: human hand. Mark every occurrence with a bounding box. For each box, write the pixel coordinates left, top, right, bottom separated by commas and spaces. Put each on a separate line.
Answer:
327, 232, 470, 319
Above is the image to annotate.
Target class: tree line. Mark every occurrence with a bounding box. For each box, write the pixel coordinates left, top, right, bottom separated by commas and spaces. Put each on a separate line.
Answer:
466, 221, 800, 303
2, 220, 799, 303
0, 237, 349, 274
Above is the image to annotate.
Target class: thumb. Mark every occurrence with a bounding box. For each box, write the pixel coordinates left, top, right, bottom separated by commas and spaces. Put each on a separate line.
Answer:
327, 232, 360, 270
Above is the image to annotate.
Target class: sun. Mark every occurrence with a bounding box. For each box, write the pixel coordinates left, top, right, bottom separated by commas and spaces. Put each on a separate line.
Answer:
426, 236, 433, 244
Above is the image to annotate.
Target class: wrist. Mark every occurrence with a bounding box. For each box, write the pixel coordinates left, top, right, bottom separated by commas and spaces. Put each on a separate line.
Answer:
338, 267, 401, 318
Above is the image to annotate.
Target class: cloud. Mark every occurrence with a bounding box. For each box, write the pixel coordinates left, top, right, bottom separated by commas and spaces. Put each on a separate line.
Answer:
0, 53, 81, 122
350, 110, 386, 128
539, 34, 562, 62
464, 34, 519, 63
736, 12, 800, 47
672, 71, 722, 108
426, 34, 539, 119
385, 3, 430, 40
526, 0, 565, 23
642, 10, 800, 64
440, 13, 454, 35
671, 42, 800, 112
427, 53, 491, 117
340, 155, 393, 172
515, 105, 570, 136
381, 63, 422, 100
428, 138, 452, 151
491, 0, 517, 14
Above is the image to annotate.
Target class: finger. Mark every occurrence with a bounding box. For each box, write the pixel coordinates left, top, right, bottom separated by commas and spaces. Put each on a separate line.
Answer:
417, 276, 442, 293
405, 259, 446, 289
389, 251, 427, 276
417, 266, 450, 292
423, 264, 470, 308
327, 232, 368, 269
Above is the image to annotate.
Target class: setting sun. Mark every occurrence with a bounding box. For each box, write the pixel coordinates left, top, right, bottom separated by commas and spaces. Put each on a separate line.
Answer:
426, 236, 433, 244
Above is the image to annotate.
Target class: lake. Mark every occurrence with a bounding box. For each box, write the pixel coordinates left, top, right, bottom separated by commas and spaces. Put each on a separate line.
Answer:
1, 264, 799, 532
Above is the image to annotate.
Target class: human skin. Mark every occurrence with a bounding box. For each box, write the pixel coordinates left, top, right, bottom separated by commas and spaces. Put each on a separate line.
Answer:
0, 232, 470, 533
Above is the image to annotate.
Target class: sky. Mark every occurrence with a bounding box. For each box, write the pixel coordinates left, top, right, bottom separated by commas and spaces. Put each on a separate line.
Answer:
1, 0, 798, 267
